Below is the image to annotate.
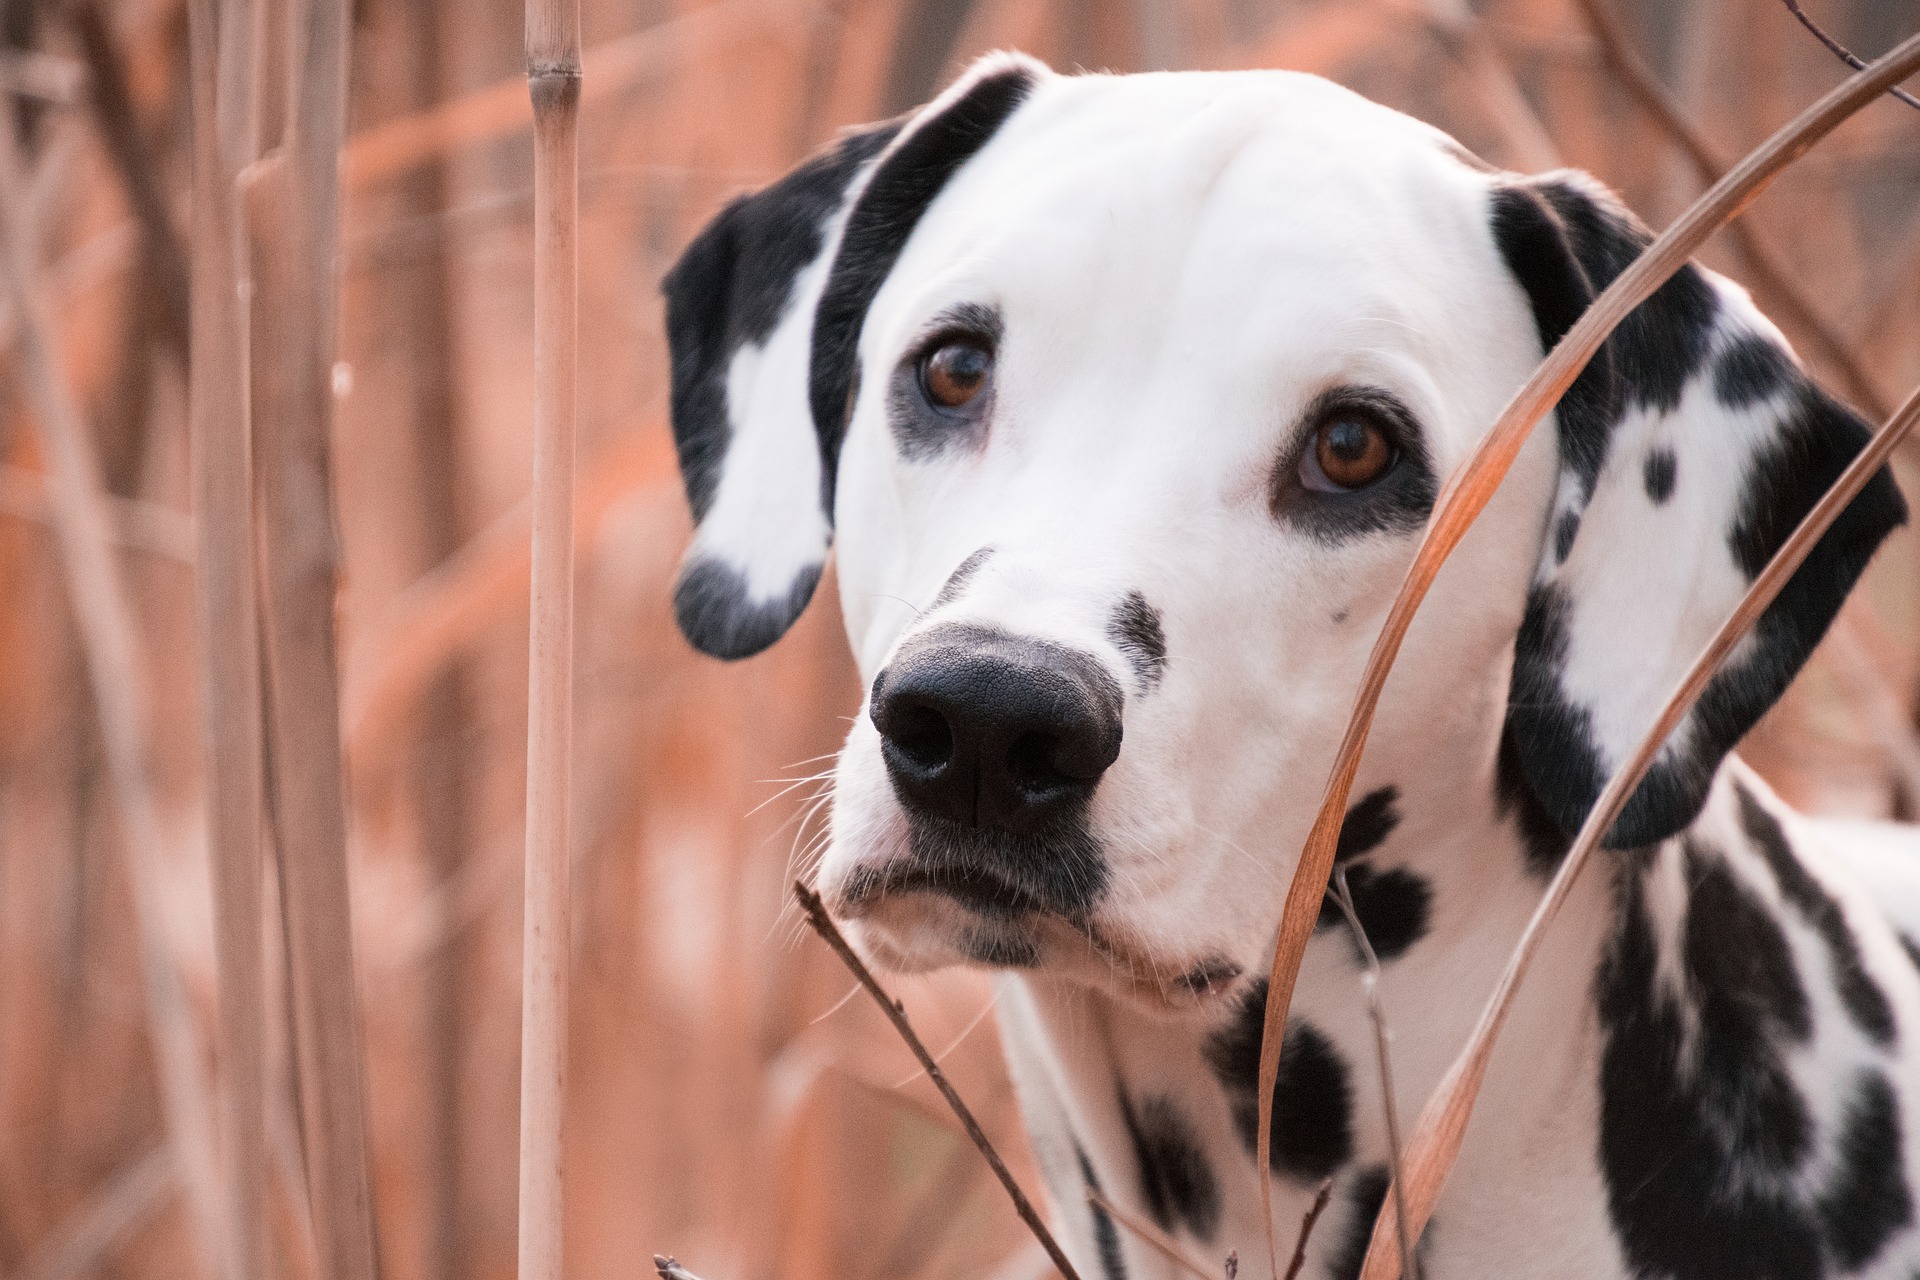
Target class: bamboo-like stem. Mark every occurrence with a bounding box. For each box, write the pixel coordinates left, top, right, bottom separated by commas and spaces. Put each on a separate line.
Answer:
249, 0, 380, 1273
1252, 31, 1920, 1275
519, 0, 580, 1276
188, 0, 268, 1272
1355, 378, 1920, 1279
793, 883, 1085, 1280
0, 104, 225, 1280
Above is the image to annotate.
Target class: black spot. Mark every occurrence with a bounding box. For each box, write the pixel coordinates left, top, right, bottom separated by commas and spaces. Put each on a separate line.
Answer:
661, 121, 900, 521
671, 556, 824, 661
1119, 1091, 1221, 1242
1320, 863, 1431, 963
812, 64, 1035, 506
1553, 509, 1580, 563
1325, 1165, 1389, 1280
1817, 1070, 1911, 1269
1335, 788, 1401, 862
1076, 1145, 1129, 1280
1900, 933, 1920, 974
928, 546, 994, 611
1494, 722, 1573, 876
1715, 332, 1796, 409
1596, 844, 1824, 1280
1643, 447, 1677, 504
1108, 592, 1168, 692
1739, 784, 1896, 1047
1204, 984, 1353, 1182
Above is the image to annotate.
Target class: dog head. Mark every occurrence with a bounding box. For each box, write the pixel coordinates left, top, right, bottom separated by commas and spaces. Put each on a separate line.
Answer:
662, 55, 1903, 1008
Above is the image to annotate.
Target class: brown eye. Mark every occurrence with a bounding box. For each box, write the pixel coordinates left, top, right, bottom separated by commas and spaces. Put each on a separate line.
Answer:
1304, 415, 1395, 491
921, 342, 991, 409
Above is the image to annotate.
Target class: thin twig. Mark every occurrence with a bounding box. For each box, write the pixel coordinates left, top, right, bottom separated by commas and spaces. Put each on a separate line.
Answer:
1084, 1186, 1215, 1280
1356, 379, 1920, 1280
1281, 1181, 1334, 1280
1255, 32, 1920, 1277
793, 882, 1086, 1280
1328, 870, 1416, 1280
1781, 0, 1920, 110
653, 1257, 708, 1280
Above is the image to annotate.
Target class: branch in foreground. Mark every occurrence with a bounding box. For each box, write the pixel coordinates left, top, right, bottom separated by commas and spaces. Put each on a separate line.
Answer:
1084, 1185, 1214, 1280
1282, 1180, 1334, 1280
792, 881, 1085, 1280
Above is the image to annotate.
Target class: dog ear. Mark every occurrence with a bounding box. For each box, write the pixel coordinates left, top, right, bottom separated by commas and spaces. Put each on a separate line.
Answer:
1492, 173, 1905, 848
662, 53, 1043, 659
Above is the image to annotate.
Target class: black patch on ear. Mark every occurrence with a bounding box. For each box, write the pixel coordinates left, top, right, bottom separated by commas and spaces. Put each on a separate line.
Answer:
1076, 1145, 1130, 1280
811, 65, 1036, 504
1714, 332, 1796, 409
1119, 1091, 1221, 1242
1204, 984, 1353, 1183
1642, 448, 1677, 504
1507, 584, 1626, 843
1815, 1070, 1911, 1270
1495, 722, 1574, 876
1738, 784, 1896, 1048
1108, 592, 1168, 693
672, 557, 825, 661
662, 122, 901, 520
928, 545, 994, 611
1320, 865, 1431, 963
1596, 842, 1825, 1279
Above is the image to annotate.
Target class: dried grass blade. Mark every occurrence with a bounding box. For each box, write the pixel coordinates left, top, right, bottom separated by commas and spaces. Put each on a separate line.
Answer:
1354, 377, 1920, 1277
1251, 30, 1920, 1275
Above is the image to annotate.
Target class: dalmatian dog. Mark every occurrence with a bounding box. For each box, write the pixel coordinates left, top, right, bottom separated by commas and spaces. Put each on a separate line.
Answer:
661, 52, 1920, 1279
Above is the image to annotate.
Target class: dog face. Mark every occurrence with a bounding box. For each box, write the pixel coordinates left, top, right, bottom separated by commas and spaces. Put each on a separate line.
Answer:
662, 56, 1902, 1009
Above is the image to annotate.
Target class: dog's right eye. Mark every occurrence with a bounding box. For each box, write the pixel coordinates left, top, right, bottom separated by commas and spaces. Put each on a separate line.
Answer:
920, 342, 992, 410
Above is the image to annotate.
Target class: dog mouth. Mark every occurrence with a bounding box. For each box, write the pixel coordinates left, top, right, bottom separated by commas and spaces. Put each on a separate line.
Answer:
839, 859, 1058, 920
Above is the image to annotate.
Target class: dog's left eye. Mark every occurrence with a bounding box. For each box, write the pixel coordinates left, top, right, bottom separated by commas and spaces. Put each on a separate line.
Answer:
920, 342, 992, 410
1301, 413, 1396, 491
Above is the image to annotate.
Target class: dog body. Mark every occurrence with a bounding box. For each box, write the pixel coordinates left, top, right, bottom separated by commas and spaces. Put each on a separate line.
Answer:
661, 54, 1920, 1278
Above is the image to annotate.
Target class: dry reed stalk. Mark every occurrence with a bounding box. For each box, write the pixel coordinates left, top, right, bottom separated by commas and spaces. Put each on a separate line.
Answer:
519, 0, 581, 1275
1573, 0, 1891, 418
247, 0, 379, 1272
0, 96, 226, 1280
1252, 32, 1920, 1274
342, 0, 768, 191
1355, 376, 1920, 1279
187, 0, 268, 1272
0, 465, 194, 560
793, 883, 1085, 1280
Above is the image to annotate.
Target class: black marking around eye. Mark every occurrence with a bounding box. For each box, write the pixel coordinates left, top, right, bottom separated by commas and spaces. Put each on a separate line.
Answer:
1642, 448, 1677, 505
1271, 386, 1438, 545
1596, 842, 1822, 1279
1738, 784, 1896, 1047
1816, 1070, 1911, 1269
888, 303, 1003, 460
928, 546, 994, 611
1714, 332, 1795, 409
1108, 592, 1168, 692
1204, 983, 1353, 1182
1119, 1091, 1221, 1242
1075, 1144, 1129, 1280
811, 65, 1035, 505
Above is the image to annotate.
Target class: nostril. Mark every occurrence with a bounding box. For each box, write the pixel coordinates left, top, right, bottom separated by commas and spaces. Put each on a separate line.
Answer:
1006, 731, 1076, 800
887, 702, 954, 773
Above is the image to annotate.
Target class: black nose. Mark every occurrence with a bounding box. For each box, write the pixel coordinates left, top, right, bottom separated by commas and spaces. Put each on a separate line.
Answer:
870, 627, 1123, 833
